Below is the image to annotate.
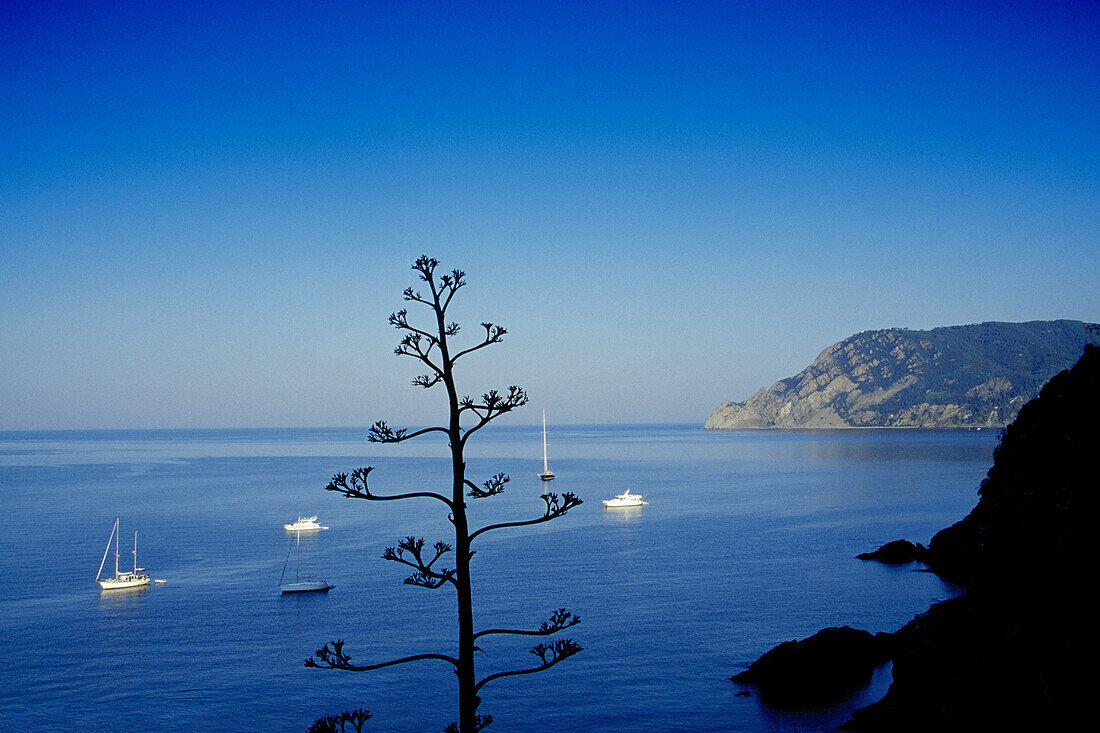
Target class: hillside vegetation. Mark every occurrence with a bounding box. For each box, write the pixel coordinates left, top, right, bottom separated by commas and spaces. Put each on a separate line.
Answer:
706, 320, 1095, 429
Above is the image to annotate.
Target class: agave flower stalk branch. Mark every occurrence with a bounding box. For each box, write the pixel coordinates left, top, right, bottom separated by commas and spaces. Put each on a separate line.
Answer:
473, 639, 584, 695
464, 472, 509, 499
383, 536, 458, 590
473, 609, 581, 640
307, 640, 458, 672
367, 420, 451, 444
325, 467, 454, 510
468, 492, 583, 544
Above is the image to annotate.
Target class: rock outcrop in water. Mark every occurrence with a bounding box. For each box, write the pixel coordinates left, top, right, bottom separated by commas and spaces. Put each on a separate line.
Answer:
706, 320, 1094, 429
854, 539, 924, 564
730, 626, 892, 709
733, 344, 1100, 731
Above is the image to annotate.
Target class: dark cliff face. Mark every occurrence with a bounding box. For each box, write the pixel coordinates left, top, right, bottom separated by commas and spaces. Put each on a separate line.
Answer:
924, 342, 1099, 588
706, 320, 1095, 429
734, 344, 1100, 732
849, 343, 1100, 732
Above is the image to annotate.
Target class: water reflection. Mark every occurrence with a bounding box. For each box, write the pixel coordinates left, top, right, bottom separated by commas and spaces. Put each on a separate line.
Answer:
602, 506, 645, 522
96, 584, 151, 614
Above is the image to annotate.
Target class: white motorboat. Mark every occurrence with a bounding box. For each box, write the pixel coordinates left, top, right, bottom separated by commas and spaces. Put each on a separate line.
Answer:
538, 410, 555, 481
601, 490, 648, 508
280, 527, 333, 594
96, 518, 151, 590
284, 515, 328, 531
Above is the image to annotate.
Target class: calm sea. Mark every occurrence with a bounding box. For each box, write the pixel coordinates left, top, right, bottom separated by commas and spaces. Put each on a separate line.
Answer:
0, 425, 997, 732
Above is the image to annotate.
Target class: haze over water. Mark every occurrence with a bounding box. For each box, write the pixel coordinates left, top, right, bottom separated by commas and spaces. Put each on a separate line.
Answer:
0, 424, 996, 732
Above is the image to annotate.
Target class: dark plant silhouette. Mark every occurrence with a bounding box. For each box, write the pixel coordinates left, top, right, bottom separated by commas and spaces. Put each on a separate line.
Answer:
307, 256, 582, 732
308, 709, 372, 733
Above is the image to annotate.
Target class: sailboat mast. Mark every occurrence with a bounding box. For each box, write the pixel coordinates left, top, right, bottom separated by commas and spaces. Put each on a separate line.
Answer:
96, 518, 117, 581
133, 531, 138, 572
542, 410, 549, 472
114, 519, 120, 576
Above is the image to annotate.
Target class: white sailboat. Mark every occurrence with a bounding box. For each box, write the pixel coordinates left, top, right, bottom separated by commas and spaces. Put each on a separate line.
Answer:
538, 410, 555, 481
96, 518, 151, 590
280, 527, 333, 594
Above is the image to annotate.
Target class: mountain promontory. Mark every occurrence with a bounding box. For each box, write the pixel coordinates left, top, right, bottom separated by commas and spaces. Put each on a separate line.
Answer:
706, 320, 1095, 429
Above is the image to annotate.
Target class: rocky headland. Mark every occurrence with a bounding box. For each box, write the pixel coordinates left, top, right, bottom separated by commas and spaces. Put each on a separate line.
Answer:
732, 343, 1099, 731
706, 320, 1094, 429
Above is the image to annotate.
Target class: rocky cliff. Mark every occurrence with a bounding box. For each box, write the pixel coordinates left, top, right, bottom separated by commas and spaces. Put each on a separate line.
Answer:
706, 320, 1095, 429
732, 344, 1100, 731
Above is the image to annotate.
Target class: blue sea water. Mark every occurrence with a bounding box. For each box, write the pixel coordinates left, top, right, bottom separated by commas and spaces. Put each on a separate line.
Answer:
0, 425, 998, 732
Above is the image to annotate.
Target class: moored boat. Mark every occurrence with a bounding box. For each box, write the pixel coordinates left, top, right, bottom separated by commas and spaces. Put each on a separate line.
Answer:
280, 527, 333, 594
284, 515, 328, 531
538, 410, 555, 481
601, 490, 648, 508
96, 518, 151, 590
280, 579, 333, 593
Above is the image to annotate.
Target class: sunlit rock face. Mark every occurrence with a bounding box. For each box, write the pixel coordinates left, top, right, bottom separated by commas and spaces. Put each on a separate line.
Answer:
705, 320, 1095, 429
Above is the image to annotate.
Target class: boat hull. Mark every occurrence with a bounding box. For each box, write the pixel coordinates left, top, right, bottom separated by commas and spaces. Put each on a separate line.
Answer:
538, 472, 555, 481
280, 581, 333, 593
99, 574, 151, 590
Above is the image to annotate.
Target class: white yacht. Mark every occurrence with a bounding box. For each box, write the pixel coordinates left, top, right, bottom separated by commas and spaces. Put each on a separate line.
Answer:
284, 515, 328, 532
602, 490, 648, 508
96, 518, 151, 590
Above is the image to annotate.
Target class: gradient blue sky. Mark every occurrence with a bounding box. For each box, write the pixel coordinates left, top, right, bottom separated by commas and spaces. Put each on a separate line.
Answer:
2, 1, 1097, 429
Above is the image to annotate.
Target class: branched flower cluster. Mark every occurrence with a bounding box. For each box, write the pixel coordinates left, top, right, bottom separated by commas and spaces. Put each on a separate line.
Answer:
388, 314, 445, 390
530, 638, 584, 667
325, 467, 374, 499
456, 386, 529, 446
368, 421, 408, 443
466, 472, 509, 499
403, 256, 466, 309
382, 536, 456, 589
540, 492, 582, 520
308, 708, 373, 733
539, 608, 581, 634
478, 322, 507, 344
307, 640, 358, 671
458, 386, 528, 419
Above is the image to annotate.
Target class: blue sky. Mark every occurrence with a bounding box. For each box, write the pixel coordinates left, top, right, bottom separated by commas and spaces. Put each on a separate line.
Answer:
1, 1, 1097, 429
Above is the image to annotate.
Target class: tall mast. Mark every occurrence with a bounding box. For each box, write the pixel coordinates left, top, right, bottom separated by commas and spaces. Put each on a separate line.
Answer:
114, 519, 120, 577
542, 410, 549, 473
132, 531, 138, 572
96, 518, 117, 581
